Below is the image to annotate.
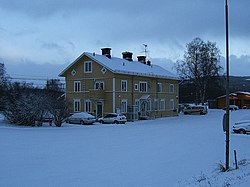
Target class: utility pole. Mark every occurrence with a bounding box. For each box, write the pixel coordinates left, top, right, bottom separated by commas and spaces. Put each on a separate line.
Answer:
225, 0, 230, 171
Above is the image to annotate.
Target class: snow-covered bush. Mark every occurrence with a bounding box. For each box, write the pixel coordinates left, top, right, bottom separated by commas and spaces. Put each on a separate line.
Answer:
3, 82, 69, 127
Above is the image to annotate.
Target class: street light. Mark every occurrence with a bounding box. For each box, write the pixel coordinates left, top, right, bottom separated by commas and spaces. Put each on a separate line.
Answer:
225, 0, 230, 171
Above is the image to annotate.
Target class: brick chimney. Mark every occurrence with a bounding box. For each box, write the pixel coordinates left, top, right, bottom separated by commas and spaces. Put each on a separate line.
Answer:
122, 51, 133, 61
137, 56, 146, 64
101, 48, 111, 58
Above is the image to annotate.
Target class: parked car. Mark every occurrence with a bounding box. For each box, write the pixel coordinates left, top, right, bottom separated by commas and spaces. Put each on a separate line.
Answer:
98, 113, 127, 124
183, 105, 208, 115
223, 105, 239, 110
233, 120, 250, 134
66, 112, 96, 125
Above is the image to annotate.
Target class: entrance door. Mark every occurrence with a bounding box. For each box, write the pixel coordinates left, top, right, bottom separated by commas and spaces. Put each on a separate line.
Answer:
96, 102, 103, 118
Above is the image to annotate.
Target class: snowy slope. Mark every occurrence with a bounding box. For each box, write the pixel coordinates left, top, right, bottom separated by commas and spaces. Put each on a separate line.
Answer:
0, 110, 249, 187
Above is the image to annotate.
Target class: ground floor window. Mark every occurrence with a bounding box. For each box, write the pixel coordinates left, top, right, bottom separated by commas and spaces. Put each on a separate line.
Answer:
160, 99, 166, 111
74, 99, 80, 112
146, 99, 151, 111
135, 99, 140, 111
84, 100, 92, 113
170, 99, 175, 110
154, 99, 158, 111
121, 99, 128, 113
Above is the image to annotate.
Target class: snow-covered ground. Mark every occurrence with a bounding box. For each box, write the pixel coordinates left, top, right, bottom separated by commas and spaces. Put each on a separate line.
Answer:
0, 110, 249, 187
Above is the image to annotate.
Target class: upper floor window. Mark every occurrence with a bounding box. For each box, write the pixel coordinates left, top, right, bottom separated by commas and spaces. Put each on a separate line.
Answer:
74, 81, 81, 92
95, 81, 104, 90
170, 84, 174, 93
84, 61, 92, 73
157, 83, 162, 92
134, 84, 138, 91
121, 80, 127, 92
139, 82, 147, 92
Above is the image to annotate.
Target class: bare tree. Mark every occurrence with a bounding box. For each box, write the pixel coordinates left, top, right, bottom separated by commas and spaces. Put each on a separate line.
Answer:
175, 37, 222, 104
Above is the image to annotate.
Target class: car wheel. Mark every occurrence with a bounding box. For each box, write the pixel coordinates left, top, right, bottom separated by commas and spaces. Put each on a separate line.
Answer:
80, 120, 84, 125
184, 112, 188, 115
100, 120, 104, 124
114, 120, 119, 124
239, 129, 246, 134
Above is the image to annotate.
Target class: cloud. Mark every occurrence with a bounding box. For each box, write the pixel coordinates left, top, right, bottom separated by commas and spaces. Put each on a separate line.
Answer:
229, 55, 250, 76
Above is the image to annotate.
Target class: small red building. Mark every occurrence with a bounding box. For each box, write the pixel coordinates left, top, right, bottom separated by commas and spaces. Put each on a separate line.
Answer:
217, 91, 250, 109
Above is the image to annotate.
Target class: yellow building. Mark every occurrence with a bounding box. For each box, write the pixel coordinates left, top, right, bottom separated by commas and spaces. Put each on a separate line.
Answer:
59, 48, 179, 120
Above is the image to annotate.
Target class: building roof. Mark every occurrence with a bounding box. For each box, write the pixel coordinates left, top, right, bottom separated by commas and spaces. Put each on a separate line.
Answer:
59, 52, 179, 80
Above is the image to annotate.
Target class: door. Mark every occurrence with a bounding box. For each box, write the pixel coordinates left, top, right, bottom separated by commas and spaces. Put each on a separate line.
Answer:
96, 101, 103, 118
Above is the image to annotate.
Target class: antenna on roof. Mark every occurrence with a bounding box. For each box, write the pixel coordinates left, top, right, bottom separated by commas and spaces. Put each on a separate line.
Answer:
143, 44, 148, 58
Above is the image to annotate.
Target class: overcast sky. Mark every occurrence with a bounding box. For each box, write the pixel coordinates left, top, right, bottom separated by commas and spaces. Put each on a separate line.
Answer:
1, 0, 250, 79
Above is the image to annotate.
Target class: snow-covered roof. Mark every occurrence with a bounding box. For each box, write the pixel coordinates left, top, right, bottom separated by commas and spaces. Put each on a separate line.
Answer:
60, 52, 179, 80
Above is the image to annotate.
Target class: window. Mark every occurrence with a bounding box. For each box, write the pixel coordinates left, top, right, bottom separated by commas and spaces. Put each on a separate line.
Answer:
146, 99, 151, 111
84, 61, 92, 73
74, 81, 81, 92
95, 81, 104, 90
74, 99, 80, 112
121, 80, 127, 92
170, 84, 174, 93
84, 100, 92, 113
170, 99, 175, 110
157, 83, 162, 92
134, 84, 138, 91
135, 99, 140, 111
121, 99, 128, 113
139, 82, 147, 92
160, 99, 166, 111
154, 99, 158, 111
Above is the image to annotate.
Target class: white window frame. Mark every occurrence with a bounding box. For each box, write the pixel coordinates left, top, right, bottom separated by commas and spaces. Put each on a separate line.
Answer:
84, 100, 92, 113
146, 99, 152, 111
84, 61, 92, 73
157, 83, 162, 92
160, 99, 166, 111
135, 99, 140, 111
134, 84, 138, 91
170, 99, 175, 110
95, 81, 104, 90
121, 80, 128, 92
74, 81, 81, 92
74, 99, 80, 112
139, 81, 147, 92
154, 99, 158, 111
121, 99, 128, 113
170, 84, 174, 93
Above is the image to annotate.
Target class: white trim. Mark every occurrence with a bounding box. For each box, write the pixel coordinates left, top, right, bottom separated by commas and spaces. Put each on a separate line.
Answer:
170, 99, 175, 110
84, 99, 92, 113
121, 99, 128, 113
74, 81, 81, 92
84, 61, 92, 73
139, 81, 147, 92
170, 84, 174, 93
74, 99, 81, 112
121, 80, 128, 92
160, 99, 166, 111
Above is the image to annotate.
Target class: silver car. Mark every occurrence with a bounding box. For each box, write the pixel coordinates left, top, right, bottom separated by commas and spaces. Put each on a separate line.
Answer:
233, 120, 250, 134
98, 113, 127, 124
66, 112, 96, 125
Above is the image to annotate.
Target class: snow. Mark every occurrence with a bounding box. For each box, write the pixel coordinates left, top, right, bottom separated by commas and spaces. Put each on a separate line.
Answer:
0, 110, 250, 187
60, 52, 179, 80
